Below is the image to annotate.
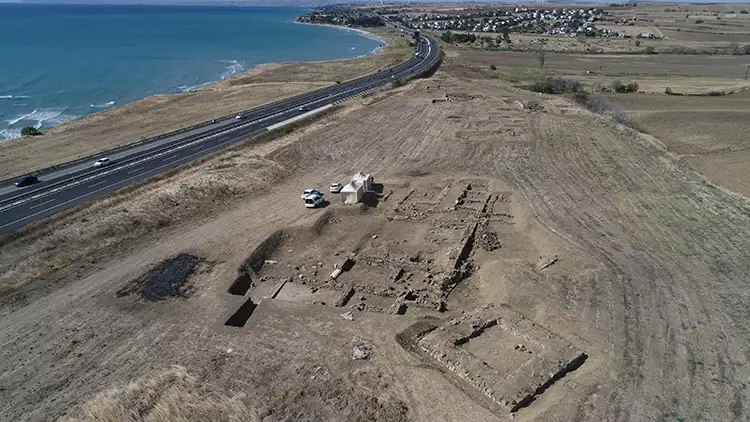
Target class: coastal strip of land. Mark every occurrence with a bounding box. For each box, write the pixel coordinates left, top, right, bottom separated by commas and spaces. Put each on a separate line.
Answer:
0, 26, 412, 182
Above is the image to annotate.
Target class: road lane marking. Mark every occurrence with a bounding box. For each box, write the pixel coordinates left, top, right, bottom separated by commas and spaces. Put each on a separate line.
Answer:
127, 167, 145, 175
162, 155, 180, 163
0, 130, 265, 230
192, 145, 212, 153
0, 45, 439, 214
87, 179, 108, 189
28, 198, 56, 210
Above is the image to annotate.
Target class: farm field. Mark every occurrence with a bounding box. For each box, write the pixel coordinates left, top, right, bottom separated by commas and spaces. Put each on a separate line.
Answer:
1, 48, 749, 422
611, 91, 750, 197
458, 49, 750, 78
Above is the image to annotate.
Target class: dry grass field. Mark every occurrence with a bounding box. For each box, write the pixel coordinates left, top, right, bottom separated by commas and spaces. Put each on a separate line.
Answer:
0, 27, 413, 181
426, 1, 750, 97
1, 47, 749, 422
459, 49, 750, 78
610, 91, 750, 198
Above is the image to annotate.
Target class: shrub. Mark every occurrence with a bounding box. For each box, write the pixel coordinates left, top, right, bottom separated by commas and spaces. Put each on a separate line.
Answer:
744, 44, 750, 55
21, 126, 42, 136
528, 76, 584, 94
611, 80, 639, 93
741, 10, 749, 14
391, 79, 405, 89
635, 40, 641, 47
695, 19, 705, 24
572, 92, 638, 129
644, 46, 656, 54
665, 87, 673, 95
490, 64, 497, 70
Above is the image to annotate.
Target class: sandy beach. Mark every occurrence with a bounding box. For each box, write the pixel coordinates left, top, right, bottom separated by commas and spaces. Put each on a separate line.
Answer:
294, 20, 389, 48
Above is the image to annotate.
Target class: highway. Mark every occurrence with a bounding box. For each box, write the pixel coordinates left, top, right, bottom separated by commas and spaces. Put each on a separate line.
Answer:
0, 35, 441, 235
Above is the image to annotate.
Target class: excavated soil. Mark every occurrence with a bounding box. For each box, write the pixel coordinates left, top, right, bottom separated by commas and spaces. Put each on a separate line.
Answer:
1, 58, 750, 422
115, 253, 202, 302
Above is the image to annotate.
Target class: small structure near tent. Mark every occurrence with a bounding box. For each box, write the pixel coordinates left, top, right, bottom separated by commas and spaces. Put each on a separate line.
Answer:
340, 171, 374, 204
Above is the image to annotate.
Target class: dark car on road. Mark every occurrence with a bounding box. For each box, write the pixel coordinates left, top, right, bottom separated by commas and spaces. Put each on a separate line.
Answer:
14, 175, 38, 187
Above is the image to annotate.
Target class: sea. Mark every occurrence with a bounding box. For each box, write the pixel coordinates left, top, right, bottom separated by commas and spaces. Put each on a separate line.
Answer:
0, 4, 384, 141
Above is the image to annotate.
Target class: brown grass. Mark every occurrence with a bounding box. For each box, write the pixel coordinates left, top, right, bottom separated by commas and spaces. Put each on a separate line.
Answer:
4, 50, 750, 422
457, 49, 750, 78
63, 366, 259, 422
0, 107, 344, 298
610, 90, 750, 197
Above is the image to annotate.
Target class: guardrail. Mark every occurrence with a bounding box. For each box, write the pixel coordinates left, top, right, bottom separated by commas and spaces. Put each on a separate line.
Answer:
0, 44, 423, 186
0, 36, 442, 210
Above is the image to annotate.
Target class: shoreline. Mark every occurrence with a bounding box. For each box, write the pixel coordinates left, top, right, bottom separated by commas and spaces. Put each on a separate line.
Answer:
200, 24, 388, 93
0, 25, 410, 180
293, 20, 389, 47
0, 22, 387, 142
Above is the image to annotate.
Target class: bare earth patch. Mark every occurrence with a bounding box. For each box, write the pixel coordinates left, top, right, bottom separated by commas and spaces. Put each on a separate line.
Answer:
612, 91, 750, 197
1, 53, 750, 422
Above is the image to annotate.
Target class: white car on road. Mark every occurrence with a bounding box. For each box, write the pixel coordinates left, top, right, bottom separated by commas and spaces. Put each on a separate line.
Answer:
304, 193, 324, 208
93, 157, 112, 167
235, 113, 246, 120
330, 183, 343, 194
301, 188, 323, 199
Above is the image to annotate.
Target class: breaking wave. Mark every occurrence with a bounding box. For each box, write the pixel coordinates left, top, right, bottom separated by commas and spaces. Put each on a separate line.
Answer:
0, 128, 22, 141
90, 101, 115, 108
220, 59, 245, 80
5, 107, 78, 129
177, 81, 213, 93
0, 95, 31, 100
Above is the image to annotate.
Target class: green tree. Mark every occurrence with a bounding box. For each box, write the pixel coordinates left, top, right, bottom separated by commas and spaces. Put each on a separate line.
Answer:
635, 40, 641, 47
535, 47, 546, 74
743, 44, 750, 55
21, 126, 42, 136
441, 31, 453, 43
501, 27, 511, 44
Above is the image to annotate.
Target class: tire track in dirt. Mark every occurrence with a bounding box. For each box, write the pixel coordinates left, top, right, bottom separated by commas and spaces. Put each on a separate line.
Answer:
499, 108, 750, 420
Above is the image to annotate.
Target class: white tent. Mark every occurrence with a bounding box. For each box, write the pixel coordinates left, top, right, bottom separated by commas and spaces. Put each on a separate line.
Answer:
341, 181, 364, 204
352, 172, 373, 191
340, 171, 373, 204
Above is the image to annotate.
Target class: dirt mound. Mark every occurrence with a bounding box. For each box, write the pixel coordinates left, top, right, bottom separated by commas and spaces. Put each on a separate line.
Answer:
477, 230, 501, 252
116, 253, 201, 301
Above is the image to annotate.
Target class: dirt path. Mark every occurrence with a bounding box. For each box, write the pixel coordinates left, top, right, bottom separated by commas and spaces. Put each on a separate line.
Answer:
1, 65, 749, 421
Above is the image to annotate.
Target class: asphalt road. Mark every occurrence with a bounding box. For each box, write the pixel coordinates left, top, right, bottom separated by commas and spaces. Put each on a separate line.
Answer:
0, 35, 441, 235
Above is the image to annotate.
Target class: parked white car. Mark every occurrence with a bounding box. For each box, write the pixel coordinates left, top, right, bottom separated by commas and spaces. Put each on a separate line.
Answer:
93, 157, 112, 167
304, 193, 324, 208
330, 183, 343, 194
301, 188, 323, 199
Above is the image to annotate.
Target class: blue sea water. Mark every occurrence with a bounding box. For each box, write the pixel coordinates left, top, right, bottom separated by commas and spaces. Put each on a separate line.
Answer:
0, 4, 384, 140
